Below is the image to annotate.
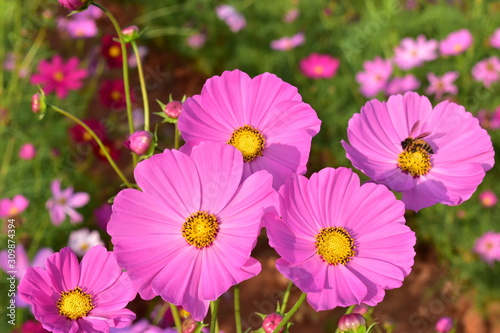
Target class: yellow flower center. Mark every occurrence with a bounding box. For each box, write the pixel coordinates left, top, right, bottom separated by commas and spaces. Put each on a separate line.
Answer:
109, 45, 121, 58
99, 146, 110, 157
182, 211, 219, 248
315, 227, 355, 265
227, 125, 265, 162
82, 132, 92, 141
8, 207, 19, 216
111, 90, 122, 101
313, 65, 324, 75
57, 287, 94, 320
397, 146, 432, 177
453, 44, 463, 53
53, 71, 64, 82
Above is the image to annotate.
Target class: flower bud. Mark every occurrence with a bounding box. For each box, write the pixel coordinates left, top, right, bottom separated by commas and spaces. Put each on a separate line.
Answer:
181, 317, 196, 333
338, 313, 366, 332
124, 131, 152, 155
164, 101, 183, 119
31, 93, 46, 114
122, 25, 140, 42
262, 313, 283, 333
58, 0, 89, 11
435, 317, 453, 333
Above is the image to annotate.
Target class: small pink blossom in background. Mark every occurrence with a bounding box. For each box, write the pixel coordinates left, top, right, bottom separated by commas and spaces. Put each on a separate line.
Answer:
479, 190, 498, 207
46, 179, 90, 225
216, 5, 246, 32
425, 71, 459, 100
68, 228, 105, 256
477, 107, 500, 130
472, 56, 500, 88
283, 8, 299, 23
18, 246, 136, 332
355, 57, 393, 98
57, 15, 98, 39
262, 313, 283, 333
164, 100, 183, 118
439, 29, 473, 56
489, 28, 500, 48
30, 55, 88, 99
187, 32, 207, 49
299, 53, 340, 79
393, 35, 438, 70
0, 194, 29, 217
124, 131, 153, 155
270, 32, 305, 51
385, 74, 420, 95
128, 45, 148, 68
94, 202, 112, 230
473, 231, 500, 265
19, 143, 36, 160
435, 317, 453, 333
3, 52, 15, 71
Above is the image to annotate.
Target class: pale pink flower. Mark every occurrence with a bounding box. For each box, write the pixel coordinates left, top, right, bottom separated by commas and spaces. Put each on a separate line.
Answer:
393, 35, 438, 70
68, 228, 105, 256
473, 231, 500, 265
425, 71, 459, 100
270, 32, 305, 51
46, 179, 90, 225
187, 32, 207, 49
356, 57, 393, 98
489, 28, 500, 48
283, 8, 299, 23
216, 5, 246, 32
439, 29, 473, 56
472, 56, 500, 88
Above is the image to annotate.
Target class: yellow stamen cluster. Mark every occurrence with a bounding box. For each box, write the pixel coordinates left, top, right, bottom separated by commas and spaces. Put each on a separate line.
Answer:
182, 211, 219, 248
397, 147, 432, 177
315, 227, 355, 265
227, 125, 266, 162
57, 287, 94, 320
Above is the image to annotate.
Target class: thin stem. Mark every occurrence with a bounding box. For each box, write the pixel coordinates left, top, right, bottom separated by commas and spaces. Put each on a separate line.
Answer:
210, 299, 220, 333
234, 285, 242, 333
168, 303, 182, 333
93, 2, 136, 167
193, 322, 204, 333
272, 293, 307, 333
131, 41, 150, 132
49, 104, 133, 188
280, 280, 293, 313
174, 122, 180, 149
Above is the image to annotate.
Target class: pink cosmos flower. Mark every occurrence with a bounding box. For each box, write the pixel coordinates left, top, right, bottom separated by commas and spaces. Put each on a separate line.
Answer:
19, 246, 136, 332
178, 69, 321, 189
19, 143, 37, 160
479, 190, 497, 207
57, 16, 98, 39
435, 317, 453, 333
356, 57, 393, 98
68, 228, 105, 256
473, 231, 500, 265
472, 56, 500, 88
30, 55, 87, 99
107, 142, 278, 321
489, 28, 500, 48
299, 53, 340, 79
0, 194, 29, 217
99, 79, 130, 110
425, 71, 459, 100
393, 35, 438, 70
283, 8, 299, 23
342, 92, 495, 212
46, 179, 90, 225
187, 32, 207, 49
439, 29, 473, 56
216, 5, 246, 32
270, 32, 305, 51
264, 167, 416, 311
476, 107, 500, 130
385, 74, 420, 95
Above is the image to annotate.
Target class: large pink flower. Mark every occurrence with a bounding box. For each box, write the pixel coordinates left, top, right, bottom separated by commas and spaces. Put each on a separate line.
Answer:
265, 167, 416, 311
30, 55, 87, 99
342, 92, 495, 211
355, 57, 393, 98
439, 29, 473, 56
178, 70, 321, 189
107, 142, 278, 321
18, 246, 136, 333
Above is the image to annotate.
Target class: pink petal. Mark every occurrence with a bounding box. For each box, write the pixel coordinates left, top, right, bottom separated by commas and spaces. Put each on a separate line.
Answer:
68, 192, 90, 207
44, 247, 80, 292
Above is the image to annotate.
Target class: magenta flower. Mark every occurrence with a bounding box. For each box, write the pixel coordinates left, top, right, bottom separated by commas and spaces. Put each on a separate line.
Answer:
435, 317, 453, 333
473, 231, 500, 265
58, 0, 89, 11
393, 35, 438, 70
124, 131, 153, 155
342, 92, 495, 212
439, 29, 473, 56
19, 246, 136, 332
94, 202, 112, 230
479, 190, 497, 207
472, 56, 500, 88
46, 179, 90, 225
265, 167, 416, 311
19, 143, 37, 160
178, 69, 321, 189
299, 53, 340, 79
489, 28, 500, 48
270, 32, 305, 51
0, 194, 29, 217
385, 74, 420, 95
107, 142, 278, 321
216, 5, 246, 32
355, 57, 393, 98
30, 55, 87, 99
425, 71, 459, 100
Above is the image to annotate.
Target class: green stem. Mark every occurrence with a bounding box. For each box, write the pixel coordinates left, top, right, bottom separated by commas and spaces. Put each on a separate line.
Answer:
210, 299, 220, 333
169, 303, 182, 333
49, 104, 133, 188
234, 285, 242, 333
93, 2, 137, 167
280, 281, 293, 313
193, 322, 204, 333
131, 41, 150, 132
273, 293, 306, 333
174, 122, 180, 149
